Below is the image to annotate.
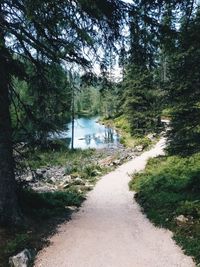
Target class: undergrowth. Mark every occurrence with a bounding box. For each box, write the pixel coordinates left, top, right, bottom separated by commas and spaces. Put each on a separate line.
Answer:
129, 153, 200, 264
0, 189, 85, 267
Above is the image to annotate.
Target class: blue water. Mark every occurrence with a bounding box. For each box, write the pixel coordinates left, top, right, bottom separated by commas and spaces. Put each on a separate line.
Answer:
58, 117, 120, 149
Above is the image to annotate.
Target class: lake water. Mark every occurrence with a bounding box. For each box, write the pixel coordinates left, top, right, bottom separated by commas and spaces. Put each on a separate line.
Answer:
58, 117, 120, 149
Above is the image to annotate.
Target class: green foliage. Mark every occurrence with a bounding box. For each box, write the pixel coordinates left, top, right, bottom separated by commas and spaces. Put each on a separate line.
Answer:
122, 65, 162, 137
100, 83, 122, 119
163, 8, 200, 155
130, 154, 200, 263
166, 47, 200, 155
134, 137, 152, 149
4, 234, 30, 256
19, 190, 84, 219
114, 115, 131, 133
11, 62, 72, 147
102, 116, 153, 149
75, 86, 101, 116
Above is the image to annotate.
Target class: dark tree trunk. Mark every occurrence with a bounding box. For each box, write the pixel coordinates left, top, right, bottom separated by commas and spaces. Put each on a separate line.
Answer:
0, 35, 21, 225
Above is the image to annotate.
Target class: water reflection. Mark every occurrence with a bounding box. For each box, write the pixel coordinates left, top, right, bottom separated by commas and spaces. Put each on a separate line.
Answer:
65, 117, 120, 149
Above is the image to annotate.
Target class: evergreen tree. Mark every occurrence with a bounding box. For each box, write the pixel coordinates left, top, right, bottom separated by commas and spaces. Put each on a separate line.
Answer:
0, 0, 125, 225
166, 7, 200, 155
123, 65, 162, 136
11, 62, 72, 147
121, 2, 162, 136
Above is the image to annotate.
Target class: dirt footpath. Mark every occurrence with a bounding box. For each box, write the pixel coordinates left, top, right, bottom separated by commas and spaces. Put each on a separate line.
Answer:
35, 138, 195, 267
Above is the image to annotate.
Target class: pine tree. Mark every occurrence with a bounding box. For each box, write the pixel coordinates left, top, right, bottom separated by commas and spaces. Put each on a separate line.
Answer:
166, 7, 200, 155
0, 0, 125, 225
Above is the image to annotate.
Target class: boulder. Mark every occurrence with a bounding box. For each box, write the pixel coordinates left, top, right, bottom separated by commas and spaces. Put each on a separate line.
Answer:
9, 249, 35, 267
24, 175, 33, 183
175, 215, 188, 225
135, 145, 144, 152
113, 159, 121, 166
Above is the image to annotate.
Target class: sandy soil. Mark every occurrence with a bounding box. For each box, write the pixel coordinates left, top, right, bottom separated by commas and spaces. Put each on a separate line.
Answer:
35, 138, 195, 267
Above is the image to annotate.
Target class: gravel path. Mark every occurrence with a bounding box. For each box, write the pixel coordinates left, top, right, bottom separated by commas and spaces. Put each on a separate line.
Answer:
35, 138, 195, 267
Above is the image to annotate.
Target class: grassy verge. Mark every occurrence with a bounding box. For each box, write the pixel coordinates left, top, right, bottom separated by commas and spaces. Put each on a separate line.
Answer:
101, 115, 153, 149
129, 154, 200, 264
25, 145, 96, 169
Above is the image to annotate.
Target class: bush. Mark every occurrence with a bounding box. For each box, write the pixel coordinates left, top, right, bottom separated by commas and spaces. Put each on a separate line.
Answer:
4, 233, 30, 256
19, 189, 85, 219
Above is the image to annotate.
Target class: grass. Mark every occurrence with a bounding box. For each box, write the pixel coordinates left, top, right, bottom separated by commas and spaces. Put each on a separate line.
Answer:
101, 115, 153, 149
129, 153, 200, 264
25, 145, 95, 169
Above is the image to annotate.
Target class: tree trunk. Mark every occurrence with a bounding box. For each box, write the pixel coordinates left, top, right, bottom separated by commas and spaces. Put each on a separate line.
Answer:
0, 43, 21, 225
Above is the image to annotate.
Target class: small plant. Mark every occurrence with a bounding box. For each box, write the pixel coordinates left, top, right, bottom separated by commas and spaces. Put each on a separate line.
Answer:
4, 233, 30, 256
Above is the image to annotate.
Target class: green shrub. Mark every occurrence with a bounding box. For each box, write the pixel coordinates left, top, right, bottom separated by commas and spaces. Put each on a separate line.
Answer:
134, 137, 152, 149
4, 233, 30, 256
19, 189, 85, 219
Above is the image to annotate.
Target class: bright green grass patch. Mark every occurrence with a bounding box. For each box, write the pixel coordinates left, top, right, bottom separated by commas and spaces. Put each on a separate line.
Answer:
26, 147, 95, 169
102, 115, 153, 148
130, 154, 200, 263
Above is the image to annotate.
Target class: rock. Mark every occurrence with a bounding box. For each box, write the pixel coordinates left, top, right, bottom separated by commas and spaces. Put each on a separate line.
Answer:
84, 184, 94, 191
24, 175, 33, 182
98, 156, 115, 166
32, 184, 56, 193
113, 159, 121, 165
40, 168, 47, 174
62, 175, 72, 183
66, 206, 78, 211
35, 170, 44, 179
9, 249, 35, 267
58, 175, 72, 189
147, 133, 155, 141
135, 145, 144, 152
48, 177, 57, 184
175, 215, 188, 225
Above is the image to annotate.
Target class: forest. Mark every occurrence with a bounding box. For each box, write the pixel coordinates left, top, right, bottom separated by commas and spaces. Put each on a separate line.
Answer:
0, 0, 200, 266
